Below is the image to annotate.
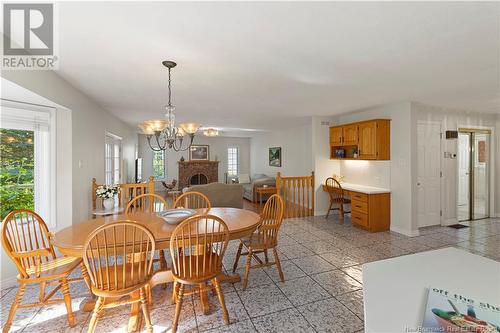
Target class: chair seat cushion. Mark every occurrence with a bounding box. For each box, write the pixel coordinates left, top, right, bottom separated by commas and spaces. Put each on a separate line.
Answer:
24, 256, 81, 280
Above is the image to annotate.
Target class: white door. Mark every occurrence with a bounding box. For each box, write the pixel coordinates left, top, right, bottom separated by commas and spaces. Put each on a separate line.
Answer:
417, 122, 442, 227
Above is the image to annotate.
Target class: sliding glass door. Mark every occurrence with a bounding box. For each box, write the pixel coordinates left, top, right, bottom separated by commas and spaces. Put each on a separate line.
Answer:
457, 129, 491, 221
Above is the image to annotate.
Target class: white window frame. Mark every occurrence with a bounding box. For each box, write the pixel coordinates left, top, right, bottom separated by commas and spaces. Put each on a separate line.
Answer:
0, 100, 56, 227
227, 146, 239, 176
105, 132, 122, 185
152, 150, 166, 180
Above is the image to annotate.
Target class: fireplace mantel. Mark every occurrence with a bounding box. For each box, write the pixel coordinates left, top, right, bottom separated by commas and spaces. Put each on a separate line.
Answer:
178, 161, 219, 189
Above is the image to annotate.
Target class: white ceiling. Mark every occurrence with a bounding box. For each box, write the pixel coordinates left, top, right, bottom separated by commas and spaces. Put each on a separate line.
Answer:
57, 2, 500, 132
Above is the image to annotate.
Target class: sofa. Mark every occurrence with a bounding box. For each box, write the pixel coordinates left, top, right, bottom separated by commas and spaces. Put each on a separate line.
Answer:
185, 182, 244, 208
240, 174, 276, 202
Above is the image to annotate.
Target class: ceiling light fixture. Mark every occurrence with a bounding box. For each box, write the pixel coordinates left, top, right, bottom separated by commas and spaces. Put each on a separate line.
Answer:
139, 61, 201, 151
203, 128, 219, 137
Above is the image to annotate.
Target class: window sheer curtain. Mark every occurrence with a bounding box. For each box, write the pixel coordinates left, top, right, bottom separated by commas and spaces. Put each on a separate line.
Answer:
0, 101, 56, 226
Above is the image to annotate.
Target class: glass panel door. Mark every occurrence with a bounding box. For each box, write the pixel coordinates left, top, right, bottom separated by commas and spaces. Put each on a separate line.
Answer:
473, 133, 490, 220
457, 133, 470, 221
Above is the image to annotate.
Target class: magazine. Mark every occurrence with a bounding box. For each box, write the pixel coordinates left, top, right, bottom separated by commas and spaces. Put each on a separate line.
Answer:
422, 287, 500, 332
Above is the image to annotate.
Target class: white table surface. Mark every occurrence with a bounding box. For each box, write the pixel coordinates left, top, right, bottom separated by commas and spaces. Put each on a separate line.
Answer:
340, 182, 391, 194
363, 247, 500, 333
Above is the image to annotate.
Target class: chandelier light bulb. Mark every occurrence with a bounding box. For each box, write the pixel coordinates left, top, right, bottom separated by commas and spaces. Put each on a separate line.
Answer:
203, 128, 219, 137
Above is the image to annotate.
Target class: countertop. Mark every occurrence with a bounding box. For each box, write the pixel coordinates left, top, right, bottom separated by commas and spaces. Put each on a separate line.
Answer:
339, 182, 390, 194
363, 248, 500, 332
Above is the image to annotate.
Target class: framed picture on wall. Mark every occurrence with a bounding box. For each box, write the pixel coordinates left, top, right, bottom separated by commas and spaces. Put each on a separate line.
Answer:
269, 147, 282, 167
190, 145, 210, 161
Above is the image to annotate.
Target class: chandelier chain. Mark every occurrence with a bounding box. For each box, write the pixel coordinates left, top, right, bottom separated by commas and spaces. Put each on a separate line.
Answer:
168, 67, 172, 107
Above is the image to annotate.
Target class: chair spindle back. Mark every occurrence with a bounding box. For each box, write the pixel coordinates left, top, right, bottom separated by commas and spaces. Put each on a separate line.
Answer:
125, 193, 169, 214
1, 210, 56, 278
325, 177, 344, 203
169, 214, 229, 281
256, 194, 285, 247
83, 221, 156, 293
174, 192, 211, 214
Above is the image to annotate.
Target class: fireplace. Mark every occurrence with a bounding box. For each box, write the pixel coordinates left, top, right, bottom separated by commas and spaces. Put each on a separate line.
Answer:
189, 173, 208, 185
178, 161, 219, 189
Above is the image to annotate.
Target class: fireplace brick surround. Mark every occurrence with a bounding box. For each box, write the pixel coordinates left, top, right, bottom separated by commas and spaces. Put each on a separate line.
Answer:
178, 161, 219, 189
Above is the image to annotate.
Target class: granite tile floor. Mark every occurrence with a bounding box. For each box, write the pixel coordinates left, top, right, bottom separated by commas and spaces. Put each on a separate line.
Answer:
1, 215, 499, 333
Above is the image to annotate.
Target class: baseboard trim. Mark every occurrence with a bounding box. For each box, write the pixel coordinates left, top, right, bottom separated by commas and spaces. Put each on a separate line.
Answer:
1, 275, 18, 290
390, 225, 420, 237
314, 211, 327, 217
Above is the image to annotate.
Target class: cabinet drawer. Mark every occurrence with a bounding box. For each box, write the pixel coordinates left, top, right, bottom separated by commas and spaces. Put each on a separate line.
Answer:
350, 192, 368, 202
351, 199, 368, 214
351, 211, 368, 227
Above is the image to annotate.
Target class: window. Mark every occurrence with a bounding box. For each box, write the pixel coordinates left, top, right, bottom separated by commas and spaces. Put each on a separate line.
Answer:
227, 147, 239, 176
152, 150, 165, 179
0, 102, 55, 224
105, 133, 121, 184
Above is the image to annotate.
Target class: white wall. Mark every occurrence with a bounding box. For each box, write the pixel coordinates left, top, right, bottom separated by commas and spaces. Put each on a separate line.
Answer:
411, 102, 499, 223
311, 116, 341, 215
2, 71, 138, 226
138, 134, 250, 187
250, 123, 313, 177
337, 102, 416, 236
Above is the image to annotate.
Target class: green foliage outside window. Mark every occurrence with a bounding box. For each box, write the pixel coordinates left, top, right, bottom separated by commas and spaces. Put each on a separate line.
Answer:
152, 151, 165, 179
0, 129, 35, 219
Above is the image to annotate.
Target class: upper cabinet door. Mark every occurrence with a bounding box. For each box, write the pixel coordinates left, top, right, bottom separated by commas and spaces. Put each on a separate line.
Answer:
343, 124, 358, 145
358, 121, 378, 159
329, 127, 343, 145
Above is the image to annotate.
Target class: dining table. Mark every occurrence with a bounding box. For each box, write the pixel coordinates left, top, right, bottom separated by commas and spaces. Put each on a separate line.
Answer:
52, 207, 261, 332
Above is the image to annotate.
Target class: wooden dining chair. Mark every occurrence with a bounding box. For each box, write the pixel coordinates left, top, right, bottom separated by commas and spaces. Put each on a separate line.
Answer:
83, 221, 156, 333
325, 177, 351, 219
173, 191, 211, 214
125, 193, 169, 214
232, 194, 285, 290
169, 215, 230, 333
1, 209, 82, 333
125, 193, 169, 271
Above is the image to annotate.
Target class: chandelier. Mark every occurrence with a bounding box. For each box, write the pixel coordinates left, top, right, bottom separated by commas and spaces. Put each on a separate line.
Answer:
139, 61, 201, 151
203, 128, 219, 137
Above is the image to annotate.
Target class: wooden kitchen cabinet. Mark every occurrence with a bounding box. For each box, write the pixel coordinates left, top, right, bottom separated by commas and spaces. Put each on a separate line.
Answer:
329, 119, 390, 160
358, 121, 377, 159
343, 124, 358, 145
329, 126, 343, 145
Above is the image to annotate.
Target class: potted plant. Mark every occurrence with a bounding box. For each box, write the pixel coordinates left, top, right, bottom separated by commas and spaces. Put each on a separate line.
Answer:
96, 185, 120, 210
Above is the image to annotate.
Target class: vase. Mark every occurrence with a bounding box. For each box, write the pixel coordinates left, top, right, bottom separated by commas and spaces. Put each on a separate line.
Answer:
103, 197, 115, 211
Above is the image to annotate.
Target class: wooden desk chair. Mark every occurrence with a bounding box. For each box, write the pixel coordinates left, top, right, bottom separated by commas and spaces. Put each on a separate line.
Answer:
83, 221, 156, 333
173, 191, 211, 214
325, 177, 351, 219
125, 193, 169, 271
232, 194, 285, 290
169, 215, 230, 333
92, 176, 155, 210
1, 210, 82, 333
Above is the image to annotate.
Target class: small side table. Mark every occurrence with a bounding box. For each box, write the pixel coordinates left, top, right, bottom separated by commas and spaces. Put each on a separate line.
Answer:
255, 186, 277, 212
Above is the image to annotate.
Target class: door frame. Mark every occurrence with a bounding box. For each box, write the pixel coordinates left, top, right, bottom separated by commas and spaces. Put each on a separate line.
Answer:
457, 127, 492, 221
416, 120, 443, 227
